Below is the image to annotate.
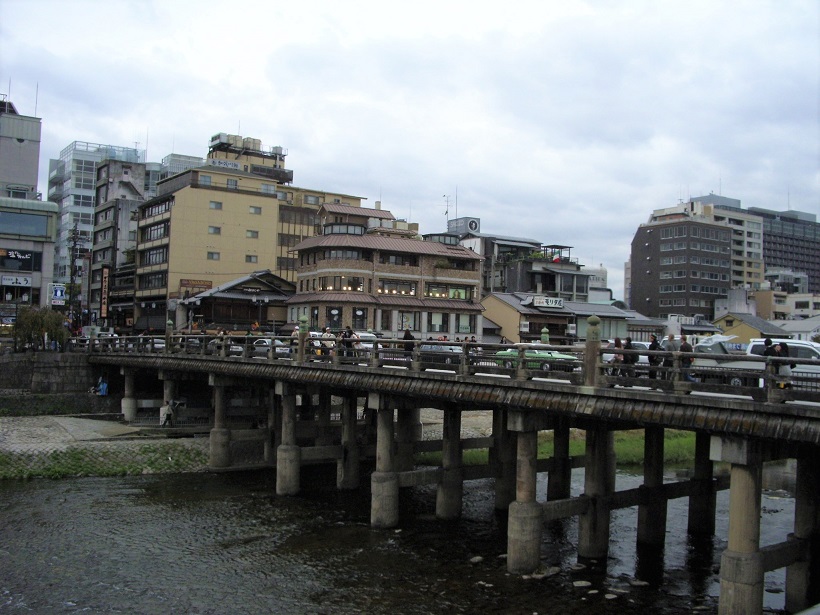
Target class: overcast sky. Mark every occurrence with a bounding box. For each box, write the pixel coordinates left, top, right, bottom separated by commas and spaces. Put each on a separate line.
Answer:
2, 0, 817, 300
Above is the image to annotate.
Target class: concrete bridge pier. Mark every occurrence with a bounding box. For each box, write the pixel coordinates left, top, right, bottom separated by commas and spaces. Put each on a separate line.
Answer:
688, 431, 716, 536
637, 426, 667, 551
436, 406, 464, 520
507, 429, 542, 574
371, 392, 399, 528
263, 389, 278, 464
208, 377, 231, 468
120, 367, 136, 422
492, 406, 516, 511
316, 389, 333, 446
396, 405, 422, 473
785, 450, 820, 612
548, 418, 571, 501
276, 382, 301, 496
159, 370, 177, 406
713, 437, 764, 615
337, 393, 360, 490
578, 426, 615, 562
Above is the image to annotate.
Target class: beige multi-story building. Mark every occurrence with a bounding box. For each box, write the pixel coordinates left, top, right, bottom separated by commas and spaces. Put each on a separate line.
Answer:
133, 134, 364, 331
287, 203, 483, 337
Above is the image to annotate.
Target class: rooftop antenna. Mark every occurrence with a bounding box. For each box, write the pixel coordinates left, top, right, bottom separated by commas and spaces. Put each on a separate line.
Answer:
34, 82, 38, 116
443, 194, 450, 223
455, 185, 458, 219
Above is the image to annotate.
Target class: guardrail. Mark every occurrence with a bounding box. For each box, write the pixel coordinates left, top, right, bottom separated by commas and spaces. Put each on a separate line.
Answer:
69, 334, 820, 404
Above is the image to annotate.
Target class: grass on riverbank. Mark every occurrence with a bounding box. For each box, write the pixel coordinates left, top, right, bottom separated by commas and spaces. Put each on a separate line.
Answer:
416, 429, 696, 467
0, 442, 209, 480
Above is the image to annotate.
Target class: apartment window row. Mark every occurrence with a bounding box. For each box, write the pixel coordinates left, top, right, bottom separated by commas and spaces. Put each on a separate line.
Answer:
300, 249, 372, 265
139, 272, 167, 290
142, 200, 171, 218
689, 285, 728, 295
690, 228, 729, 241
141, 246, 168, 266
689, 242, 730, 254
660, 227, 688, 239
425, 283, 473, 300
659, 299, 687, 307
690, 256, 730, 267
315, 276, 366, 292
141, 221, 168, 242
660, 242, 687, 251
380, 253, 418, 266
73, 194, 94, 208
279, 205, 319, 226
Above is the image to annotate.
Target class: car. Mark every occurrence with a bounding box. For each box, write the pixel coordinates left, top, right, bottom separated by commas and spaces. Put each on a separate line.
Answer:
206, 337, 243, 356
602, 340, 650, 374
251, 337, 290, 358
418, 343, 463, 366
719, 338, 820, 389
494, 343, 580, 372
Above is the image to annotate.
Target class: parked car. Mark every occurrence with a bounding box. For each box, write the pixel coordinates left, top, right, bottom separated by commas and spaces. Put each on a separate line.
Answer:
418, 343, 463, 367
494, 343, 580, 372
206, 337, 243, 356
719, 338, 820, 388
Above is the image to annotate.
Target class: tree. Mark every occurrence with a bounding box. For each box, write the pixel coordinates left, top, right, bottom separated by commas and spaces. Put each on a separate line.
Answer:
13, 306, 70, 351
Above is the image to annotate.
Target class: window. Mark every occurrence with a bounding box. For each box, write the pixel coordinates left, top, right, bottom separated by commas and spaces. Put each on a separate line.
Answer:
249, 206, 262, 215
380, 253, 417, 266
8, 188, 27, 199
245, 255, 258, 264
246, 230, 259, 239
142, 200, 170, 218
261, 183, 277, 194
141, 246, 168, 266
207, 252, 220, 261
139, 272, 167, 290
199, 174, 212, 186
326, 307, 343, 329
304, 195, 320, 205
141, 222, 168, 242
398, 311, 419, 330
427, 312, 449, 333
378, 279, 416, 296
352, 307, 368, 330
208, 226, 221, 235
277, 257, 296, 270
227, 179, 238, 190
209, 201, 222, 210
455, 313, 475, 334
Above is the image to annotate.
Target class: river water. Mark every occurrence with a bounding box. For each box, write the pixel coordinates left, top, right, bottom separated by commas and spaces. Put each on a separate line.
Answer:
0, 465, 794, 614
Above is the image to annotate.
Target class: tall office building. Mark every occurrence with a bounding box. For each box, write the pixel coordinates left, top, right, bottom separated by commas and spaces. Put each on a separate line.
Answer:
47, 141, 144, 286
0, 95, 41, 200
747, 207, 819, 294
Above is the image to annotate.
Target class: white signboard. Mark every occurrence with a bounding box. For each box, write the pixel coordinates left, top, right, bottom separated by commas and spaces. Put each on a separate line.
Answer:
533, 296, 564, 309
207, 159, 241, 170
2, 275, 31, 287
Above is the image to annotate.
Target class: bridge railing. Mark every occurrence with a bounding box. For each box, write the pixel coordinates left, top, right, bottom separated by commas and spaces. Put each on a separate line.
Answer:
71, 333, 820, 404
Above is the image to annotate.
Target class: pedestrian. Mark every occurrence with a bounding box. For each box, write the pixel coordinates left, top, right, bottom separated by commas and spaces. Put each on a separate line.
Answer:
340, 326, 357, 357
159, 400, 174, 427
662, 334, 678, 379
647, 334, 661, 380
97, 378, 108, 396
622, 337, 637, 379
775, 341, 794, 389
608, 337, 624, 375
321, 327, 336, 357
402, 328, 415, 354
679, 335, 696, 382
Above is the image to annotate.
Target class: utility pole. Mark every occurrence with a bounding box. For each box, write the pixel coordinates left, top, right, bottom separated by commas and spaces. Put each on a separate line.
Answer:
67, 224, 81, 334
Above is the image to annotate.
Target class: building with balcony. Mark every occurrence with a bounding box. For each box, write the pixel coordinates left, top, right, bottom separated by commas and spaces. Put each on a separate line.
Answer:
748, 207, 819, 294
287, 203, 483, 337
48, 141, 144, 286
133, 134, 364, 331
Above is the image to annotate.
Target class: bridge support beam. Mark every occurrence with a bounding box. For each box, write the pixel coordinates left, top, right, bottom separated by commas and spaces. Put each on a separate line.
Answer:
120, 367, 136, 422
396, 406, 421, 473
263, 389, 277, 465
492, 406, 516, 511
316, 389, 333, 446
209, 382, 231, 468
688, 431, 716, 536
713, 436, 764, 615
371, 393, 399, 528
547, 418, 571, 501
786, 450, 820, 612
637, 426, 667, 550
507, 429, 542, 574
578, 426, 615, 561
276, 383, 301, 496
337, 393, 360, 490
436, 406, 463, 520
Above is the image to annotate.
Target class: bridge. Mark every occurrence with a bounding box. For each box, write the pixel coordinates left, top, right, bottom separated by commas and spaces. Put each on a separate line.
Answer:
79, 317, 820, 615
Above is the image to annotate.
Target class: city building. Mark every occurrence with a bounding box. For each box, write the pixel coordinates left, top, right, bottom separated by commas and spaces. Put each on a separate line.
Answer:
748, 207, 819, 294
481, 292, 631, 344
711, 312, 789, 344
785, 293, 820, 320
0, 95, 41, 200
134, 134, 364, 331
0, 97, 57, 334
629, 201, 736, 320
47, 141, 144, 287
774, 315, 820, 341
764, 269, 809, 294
287, 203, 483, 336
748, 289, 790, 321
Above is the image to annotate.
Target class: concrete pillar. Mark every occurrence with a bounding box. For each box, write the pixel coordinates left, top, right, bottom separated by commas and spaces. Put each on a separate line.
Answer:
337, 394, 360, 490
785, 451, 820, 612
688, 431, 716, 536
120, 367, 136, 422
371, 393, 399, 528
507, 429, 542, 574
263, 389, 276, 464
547, 419, 571, 501
492, 406, 516, 510
162, 379, 176, 404
436, 407, 463, 520
637, 426, 667, 550
396, 406, 421, 472
209, 383, 231, 468
719, 460, 763, 615
578, 426, 614, 560
276, 384, 301, 496
584, 315, 602, 387
316, 389, 332, 446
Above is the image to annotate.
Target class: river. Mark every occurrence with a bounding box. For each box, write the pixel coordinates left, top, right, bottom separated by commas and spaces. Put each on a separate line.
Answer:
0, 465, 794, 614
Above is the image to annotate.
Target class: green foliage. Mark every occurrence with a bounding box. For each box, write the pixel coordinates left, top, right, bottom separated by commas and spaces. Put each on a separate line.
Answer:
0, 442, 209, 479
13, 306, 70, 351
415, 429, 696, 467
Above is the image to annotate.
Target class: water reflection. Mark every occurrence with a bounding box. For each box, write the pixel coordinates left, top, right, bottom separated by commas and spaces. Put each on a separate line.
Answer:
0, 465, 794, 614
